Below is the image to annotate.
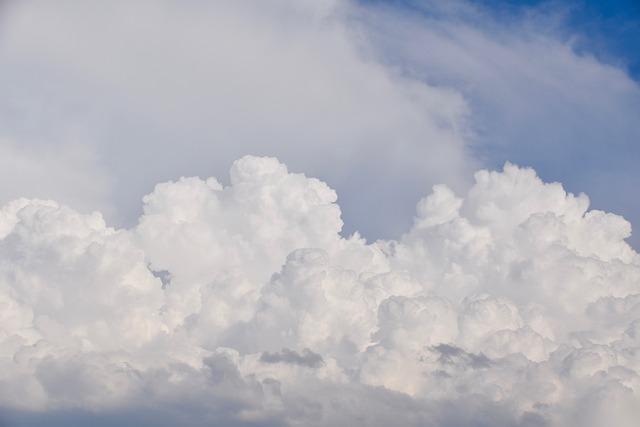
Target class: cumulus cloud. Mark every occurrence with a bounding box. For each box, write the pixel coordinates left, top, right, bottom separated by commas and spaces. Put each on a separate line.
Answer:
0, 0, 473, 239
1, 155, 638, 426
2, 1, 639, 425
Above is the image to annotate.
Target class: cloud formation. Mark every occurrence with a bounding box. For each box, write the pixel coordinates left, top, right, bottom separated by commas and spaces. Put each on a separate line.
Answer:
356, 0, 640, 244
2, 0, 639, 245
1, 156, 638, 426
0, 0, 473, 240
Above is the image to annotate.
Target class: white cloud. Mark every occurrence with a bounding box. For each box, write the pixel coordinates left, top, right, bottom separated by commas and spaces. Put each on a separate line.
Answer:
1, 1, 639, 425
1, 155, 638, 426
0, 0, 474, 239
2, 0, 639, 245
355, 0, 640, 244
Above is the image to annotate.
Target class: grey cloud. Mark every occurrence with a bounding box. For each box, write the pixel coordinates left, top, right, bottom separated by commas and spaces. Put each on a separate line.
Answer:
149, 267, 171, 289
432, 344, 492, 369
0, 0, 474, 242
260, 348, 324, 368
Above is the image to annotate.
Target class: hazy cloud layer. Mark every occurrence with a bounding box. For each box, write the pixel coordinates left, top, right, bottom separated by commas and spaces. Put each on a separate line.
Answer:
1, 156, 638, 426
0, 0, 473, 239
3, 1, 638, 243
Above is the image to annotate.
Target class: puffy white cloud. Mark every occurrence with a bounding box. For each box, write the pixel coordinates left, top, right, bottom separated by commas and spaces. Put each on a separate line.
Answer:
0, 155, 638, 426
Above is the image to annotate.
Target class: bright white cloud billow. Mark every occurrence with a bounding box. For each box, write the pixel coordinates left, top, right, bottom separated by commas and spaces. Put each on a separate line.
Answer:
1, 156, 639, 426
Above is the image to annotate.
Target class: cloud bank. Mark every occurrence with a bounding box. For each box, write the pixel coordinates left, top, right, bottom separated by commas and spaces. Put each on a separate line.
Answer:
0, 0, 474, 239
1, 156, 638, 426
4, 0, 638, 244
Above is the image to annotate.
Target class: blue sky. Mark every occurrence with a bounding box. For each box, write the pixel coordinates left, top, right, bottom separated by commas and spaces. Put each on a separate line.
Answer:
481, 0, 640, 77
357, 0, 640, 247
372, 0, 640, 79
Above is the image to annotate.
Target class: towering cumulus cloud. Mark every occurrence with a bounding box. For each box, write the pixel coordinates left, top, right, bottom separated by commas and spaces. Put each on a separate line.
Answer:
1, 157, 639, 426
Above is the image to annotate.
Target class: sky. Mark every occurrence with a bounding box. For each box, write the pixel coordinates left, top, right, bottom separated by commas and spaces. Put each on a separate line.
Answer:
379, 0, 640, 77
357, 0, 640, 246
1, 0, 639, 247
0, 1, 639, 426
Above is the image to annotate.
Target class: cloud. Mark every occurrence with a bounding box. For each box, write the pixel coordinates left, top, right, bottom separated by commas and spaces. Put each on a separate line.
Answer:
0, 0, 474, 240
431, 343, 492, 369
0, 141, 111, 217
354, 0, 640, 245
1, 1, 639, 425
2, 0, 639, 246
0, 155, 638, 426
260, 348, 324, 368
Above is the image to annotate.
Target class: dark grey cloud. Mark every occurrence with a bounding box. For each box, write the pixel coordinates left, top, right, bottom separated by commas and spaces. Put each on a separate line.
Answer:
432, 344, 492, 369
